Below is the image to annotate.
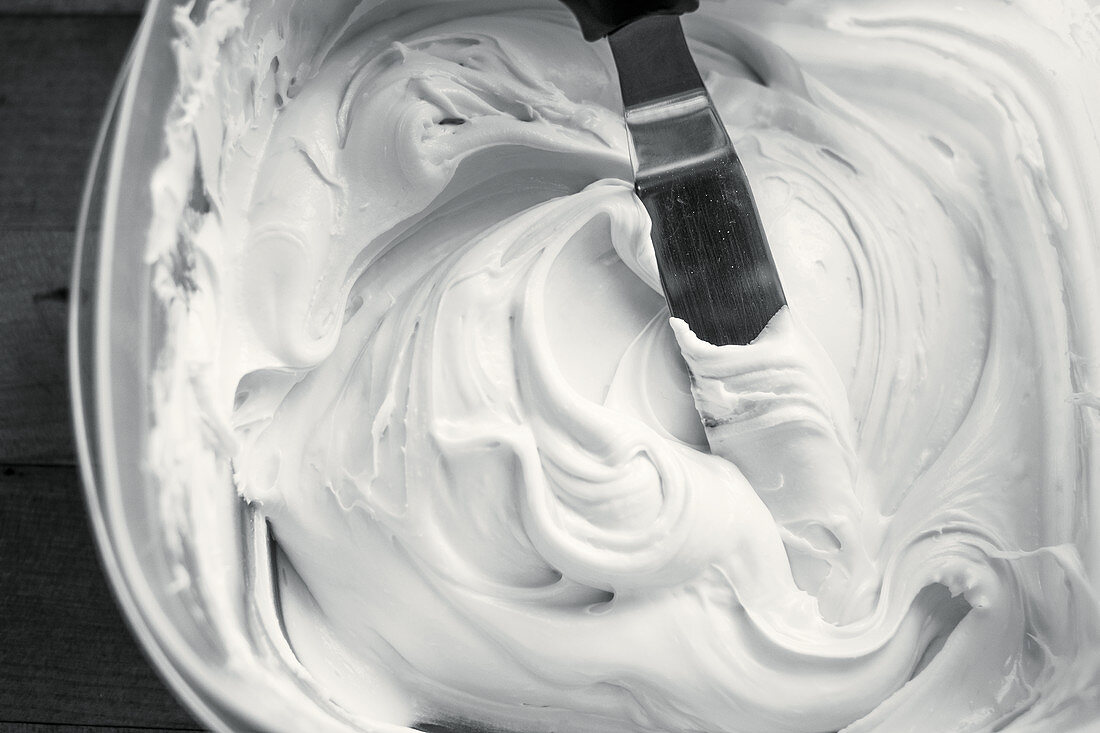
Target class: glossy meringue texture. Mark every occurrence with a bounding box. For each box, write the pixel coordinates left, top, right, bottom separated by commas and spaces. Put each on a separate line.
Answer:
145, 0, 1100, 730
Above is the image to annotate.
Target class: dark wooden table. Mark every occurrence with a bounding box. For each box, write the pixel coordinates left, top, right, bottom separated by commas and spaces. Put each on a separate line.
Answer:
0, 3, 204, 731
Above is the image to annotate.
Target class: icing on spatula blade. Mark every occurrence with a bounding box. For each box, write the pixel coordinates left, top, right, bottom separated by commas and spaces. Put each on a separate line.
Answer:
561, 3, 786, 345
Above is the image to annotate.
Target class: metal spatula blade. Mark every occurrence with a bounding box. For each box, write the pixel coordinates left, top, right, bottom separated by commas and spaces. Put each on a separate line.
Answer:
561, 3, 786, 345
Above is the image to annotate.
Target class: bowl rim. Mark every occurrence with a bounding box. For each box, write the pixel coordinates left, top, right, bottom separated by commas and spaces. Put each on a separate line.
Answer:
69, 3, 265, 730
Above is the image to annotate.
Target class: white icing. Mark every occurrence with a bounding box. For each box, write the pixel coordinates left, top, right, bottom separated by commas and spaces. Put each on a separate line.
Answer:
146, 0, 1100, 730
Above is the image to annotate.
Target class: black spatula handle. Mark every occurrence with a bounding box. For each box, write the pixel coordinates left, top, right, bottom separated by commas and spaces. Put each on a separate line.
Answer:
558, 0, 699, 41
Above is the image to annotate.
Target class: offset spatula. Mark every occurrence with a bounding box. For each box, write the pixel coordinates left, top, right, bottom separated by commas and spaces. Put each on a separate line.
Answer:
560, 0, 786, 345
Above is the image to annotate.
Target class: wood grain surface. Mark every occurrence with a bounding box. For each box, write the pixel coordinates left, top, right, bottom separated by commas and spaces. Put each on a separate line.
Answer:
0, 467, 201, 731
0, 14, 142, 463
0, 1, 146, 14
0, 5, 204, 731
